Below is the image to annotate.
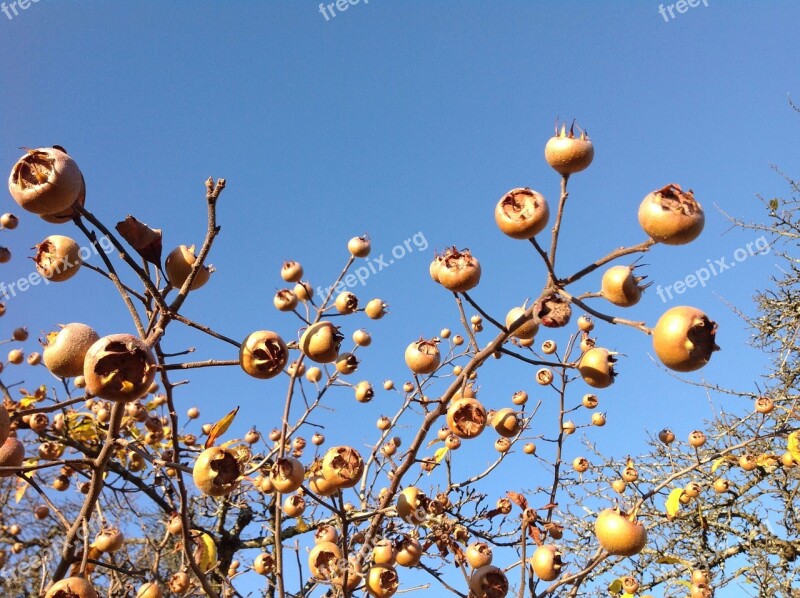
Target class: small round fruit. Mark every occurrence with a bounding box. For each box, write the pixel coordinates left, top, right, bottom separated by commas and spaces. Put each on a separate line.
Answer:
239, 330, 288, 379
254, 552, 275, 575
165, 245, 210, 290
273, 289, 298, 311
269, 457, 305, 493
436, 247, 481, 293
594, 508, 647, 556
577, 315, 594, 332
541, 340, 557, 354
691, 570, 710, 585
688, 430, 707, 448
739, 454, 757, 471
353, 329, 371, 347
638, 183, 704, 245
168, 571, 190, 594
365, 299, 388, 319
300, 322, 343, 364
582, 393, 599, 409
622, 466, 638, 482
536, 368, 554, 385
396, 487, 427, 524
372, 539, 396, 565
294, 281, 313, 301
572, 457, 590, 473
468, 565, 509, 598
512, 390, 528, 406
308, 541, 342, 580
535, 293, 572, 328
8, 348, 23, 364
281, 260, 303, 283
366, 564, 399, 598
335, 291, 359, 314
83, 334, 157, 402
193, 447, 242, 497
0, 247, 10, 263
0, 213, 18, 229
9, 147, 83, 216
494, 438, 511, 453
348, 235, 371, 257
713, 478, 730, 493
684, 482, 702, 498
544, 122, 594, 175
601, 265, 646, 307
321, 446, 364, 489
653, 306, 719, 372
34, 235, 82, 282
466, 542, 493, 569
94, 527, 125, 553
491, 408, 520, 437
283, 494, 306, 517
578, 348, 617, 389
395, 535, 422, 567
562, 420, 576, 435
447, 397, 487, 439
658, 428, 675, 445
405, 338, 440, 374
0, 437, 25, 477
621, 576, 640, 595
495, 188, 550, 239
531, 544, 562, 582
505, 306, 538, 340
523, 443, 536, 455
755, 396, 774, 414
45, 577, 99, 598
335, 352, 359, 375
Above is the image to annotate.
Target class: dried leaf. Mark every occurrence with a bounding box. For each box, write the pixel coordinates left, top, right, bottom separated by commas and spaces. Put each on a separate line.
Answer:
115, 215, 163, 266
205, 407, 239, 448
528, 524, 542, 545
507, 491, 528, 510
15, 477, 28, 503
665, 487, 684, 519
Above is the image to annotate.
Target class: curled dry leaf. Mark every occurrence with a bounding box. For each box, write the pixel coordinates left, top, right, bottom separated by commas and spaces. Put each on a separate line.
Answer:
115, 215, 163, 266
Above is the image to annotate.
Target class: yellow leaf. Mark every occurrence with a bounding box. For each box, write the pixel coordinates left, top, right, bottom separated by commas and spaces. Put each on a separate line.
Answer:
711, 455, 734, 473
205, 407, 239, 449
665, 488, 684, 519
788, 431, 800, 462
20, 395, 43, 408
608, 579, 623, 595
656, 555, 685, 565
195, 531, 218, 573
434, 447, 449, 464
15, 478, 28, 503
295, 517, 309, 533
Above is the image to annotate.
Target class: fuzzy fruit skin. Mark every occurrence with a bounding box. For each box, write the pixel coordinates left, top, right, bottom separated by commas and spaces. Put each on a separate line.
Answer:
193, 447, 242, 497
447, 397, 487, 439
594, 508, 647, 556
491, 408, 520, 438
466, 542, 493, 568
34, 235, 82, 282
83, 334, 157, 402
239, 330, 288, 379
45, 577, 99, 598
0, 437, 25, 477
404, 339, 440, 374
308, 541, 342, 580
269, 457, 305, 493
41, 171, 86, 224
396, 487, 426, 523
0, 404, 9, 446
468, 565, 510, 598
505, 306, 538, 340
94, 527, 124, 552
544, 131, 594, 175
601, 266, 642, 307
165, 245, 210, 290
300, 322, 343, 364
43, 323, 100, 378
437, 248, 481, 292
531, 544, 562, 581
578, 348, 616, 388
395, 535, 422, 567
137, 582, 164, 598
321, 446, 364, 489
366, 564, 399, 598
652, 306, 719, 372
9, 148, 83, 216
495, 188, 550, 239
638, 184, 704, 245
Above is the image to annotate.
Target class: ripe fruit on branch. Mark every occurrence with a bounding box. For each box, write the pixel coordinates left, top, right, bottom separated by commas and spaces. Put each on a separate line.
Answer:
535, 293, 572, 328
42, 323, 100, 378
578, 347, 617, 388
322, 446, 364, 488
0, 212, 18, 229
83, 334, 157, 401
594, 508, 647, 556
435, 247, 481, 292
300, 321, 343, 363
34, 235, 82, 282
366, 564, 399, 598
93, 527, 124, 553
468, 565, 509, 598
495, 188, 550, 239
0, 404, 10, 446
44, 577, 99, 598
652, 306, 719, 372
531, 544, 563, 581
404, 338, 440, 374
335, 291, 359, 314
466, 542, 493, 568
638, 184, 704, 245
505, 305, 538, 340
395, 535, 422, 567
281, 260, 303, 283
137, 582, 164, 598
0, 437, 25, 477
193, 446, 243, 497
269, 457, 305, 493
544, 121, 594, 175
490, 408, 521, 438
348, 235, 371, 257
239, 330, 288, 379
8, 147, 84, 216
601, 265, 649, 307
308, 541, 342, 580
447, 397, 487, 439
396, 487, 427, 524
165, 245, 211, 290
658, 428, 675, 445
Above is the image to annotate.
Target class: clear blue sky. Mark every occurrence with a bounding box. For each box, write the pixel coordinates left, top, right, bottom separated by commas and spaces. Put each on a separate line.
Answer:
1, 2, 798, 595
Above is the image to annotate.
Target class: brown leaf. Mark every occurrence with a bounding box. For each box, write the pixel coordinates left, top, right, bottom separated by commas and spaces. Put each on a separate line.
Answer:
528, 524, 542, 545
115, 215, 163, 266
205, 407, 239, 449
507, 490, 528, 510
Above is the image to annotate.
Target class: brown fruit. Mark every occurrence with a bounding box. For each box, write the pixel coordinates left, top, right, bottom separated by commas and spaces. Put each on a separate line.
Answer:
544, 121, 594, 175
300, 321, 343, 363
45, 577, 99, 598
638, 183, 704, 245
447, 397, 487, 439
594, 508, 647, 556
168, 571, 191, 594
348, 235, 371, 257
688, 430, 707, 448
239, 330, 288, 379
365, 298, 388, 319
0, 404, 9, 446
165, 245, 211, 290
578, 348, 617, 388
136, 582, 164, 598
437, 247, 481, 292
601, 265, 648, 307
273, 289, 298, 311
0, 213, 19, 229
572, 457, 590, 473
94, 527, 124, 552
466, 542, 493, 568
40, 171, 86, 224
505, 306, 538, 340
193, 447, 242, 497
621, 576, 640, 594
495, 188, 550, 239
43, 323, 100, 378
658, 428, 675, 445
366, 564, 399, 598
83, 334, 156, 401
372, 539, 396, 565
34, 235, 82, 282
531, 544, 562, 581
395, 535, 422, 567
535, 293, 572, 328
491, 408, 520, 438
468, 565, 509, 598
308, 541, 342, 580
321, 446, 364, 489
283, 494, 306, 517
269, 457, 305, 493
404, 338, 440, 374
335, 291, 359, 314
653, 306, 719, 372
308, 474, 338, 497
396, 487, 427, 524
281, 260, 303, 283
0, 437, 25, 477
9, 147, 83, 215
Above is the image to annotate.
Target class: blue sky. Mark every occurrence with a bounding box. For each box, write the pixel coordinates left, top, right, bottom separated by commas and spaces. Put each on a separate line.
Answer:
1, 1, 799, 595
